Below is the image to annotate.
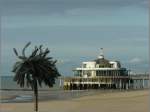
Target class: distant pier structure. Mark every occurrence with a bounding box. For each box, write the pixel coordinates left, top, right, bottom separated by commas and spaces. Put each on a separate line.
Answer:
60, 49, 150, 90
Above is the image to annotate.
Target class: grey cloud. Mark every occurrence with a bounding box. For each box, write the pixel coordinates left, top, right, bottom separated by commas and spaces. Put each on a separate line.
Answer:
0, 0, 148, 16
129, 57, 142, 63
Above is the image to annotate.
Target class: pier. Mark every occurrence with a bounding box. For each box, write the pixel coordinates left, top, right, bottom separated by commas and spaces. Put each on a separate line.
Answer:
60, 50, 149, 90
60, 74, 149, 90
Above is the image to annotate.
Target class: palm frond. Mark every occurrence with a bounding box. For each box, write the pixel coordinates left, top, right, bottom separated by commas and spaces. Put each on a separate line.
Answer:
22, 42, 31, 57
13, 48, 18, 56
12, 61, 23, 72
12, 42, 60, 89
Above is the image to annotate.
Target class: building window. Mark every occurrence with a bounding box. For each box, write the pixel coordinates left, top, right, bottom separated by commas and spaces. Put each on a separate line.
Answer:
110, 64, 113, 68
83, 64, 86, 68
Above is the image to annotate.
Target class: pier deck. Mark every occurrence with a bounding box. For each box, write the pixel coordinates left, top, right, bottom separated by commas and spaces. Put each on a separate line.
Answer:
60, 74, 149, 90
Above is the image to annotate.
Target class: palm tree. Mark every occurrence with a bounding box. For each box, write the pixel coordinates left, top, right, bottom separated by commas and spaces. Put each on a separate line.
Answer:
12, 42, 60, 112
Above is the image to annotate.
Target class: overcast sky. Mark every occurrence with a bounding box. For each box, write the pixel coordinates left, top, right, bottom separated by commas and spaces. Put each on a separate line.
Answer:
0, 0, 149, 76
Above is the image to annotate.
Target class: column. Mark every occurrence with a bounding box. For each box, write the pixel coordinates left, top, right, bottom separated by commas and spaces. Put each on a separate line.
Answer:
142, 79, 145, 89
59, 78, 62, 88
134, 80, 137, 89
128, 79, 131, 89
126, 82, 128, 90
119, 79, 122, 90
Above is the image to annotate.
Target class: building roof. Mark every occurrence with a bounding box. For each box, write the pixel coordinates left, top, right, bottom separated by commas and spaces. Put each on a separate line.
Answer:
94, 58, 111, 68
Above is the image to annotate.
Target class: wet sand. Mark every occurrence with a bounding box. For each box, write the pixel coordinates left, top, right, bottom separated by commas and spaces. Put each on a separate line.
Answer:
0, 90, 149, 112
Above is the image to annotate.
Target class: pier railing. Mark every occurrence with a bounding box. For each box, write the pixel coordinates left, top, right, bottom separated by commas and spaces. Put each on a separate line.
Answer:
129, 74, 149, 80
60, 74, 149, 80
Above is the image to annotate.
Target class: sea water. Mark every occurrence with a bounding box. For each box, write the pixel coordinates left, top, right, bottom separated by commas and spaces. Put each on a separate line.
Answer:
0, 75, 60, 90
0, 75, 61, 103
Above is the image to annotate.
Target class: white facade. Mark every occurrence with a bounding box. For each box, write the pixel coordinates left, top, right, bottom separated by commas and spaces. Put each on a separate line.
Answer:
73, 50, 127, 78
82, 61, 120, 69
109, 61, 120, 68
82, 61, 96, 68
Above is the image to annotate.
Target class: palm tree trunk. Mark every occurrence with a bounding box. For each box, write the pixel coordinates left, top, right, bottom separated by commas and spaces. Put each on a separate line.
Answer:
34, 80, 38, 112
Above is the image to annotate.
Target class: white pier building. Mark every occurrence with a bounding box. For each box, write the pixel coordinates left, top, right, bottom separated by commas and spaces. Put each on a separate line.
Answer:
73, 48, 128, 78
62, 48, 149, 90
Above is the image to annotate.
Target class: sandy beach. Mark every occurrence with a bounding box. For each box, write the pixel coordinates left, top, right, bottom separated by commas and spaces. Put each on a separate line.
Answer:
0, 90, 149, 112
